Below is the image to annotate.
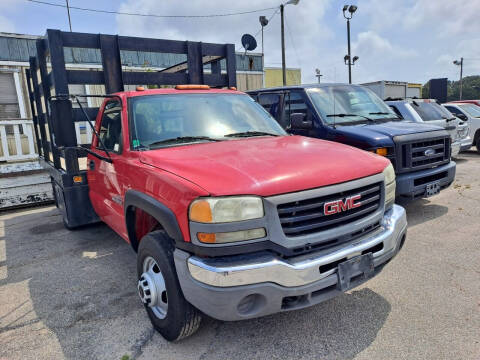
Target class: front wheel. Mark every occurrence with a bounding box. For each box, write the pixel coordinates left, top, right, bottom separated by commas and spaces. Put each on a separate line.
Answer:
136, 231, 202, 341
476, 136, 480, 154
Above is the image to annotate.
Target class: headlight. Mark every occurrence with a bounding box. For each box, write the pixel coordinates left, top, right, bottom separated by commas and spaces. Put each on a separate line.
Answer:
197, 228, 266, 244
383, 163, 396, 210
189, 196, 264, 223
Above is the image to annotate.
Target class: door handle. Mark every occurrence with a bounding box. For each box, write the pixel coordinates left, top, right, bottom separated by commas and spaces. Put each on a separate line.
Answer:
89, 160, 95, 170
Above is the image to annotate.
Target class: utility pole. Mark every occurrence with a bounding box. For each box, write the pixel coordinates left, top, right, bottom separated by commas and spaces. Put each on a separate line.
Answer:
280, 4, 286, 86
280, 0, 300, 86
453, 57, 464, 100
259, 16, 269, 88
66, 0, 72, 31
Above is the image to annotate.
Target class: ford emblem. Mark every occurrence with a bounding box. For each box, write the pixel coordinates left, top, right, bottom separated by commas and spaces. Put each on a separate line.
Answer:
424, 148, 435, 156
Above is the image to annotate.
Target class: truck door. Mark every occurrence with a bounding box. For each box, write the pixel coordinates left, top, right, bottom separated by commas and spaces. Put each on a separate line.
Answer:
286, 91, 316, 137
257, 92, 287, 128
87, 99, 127, 237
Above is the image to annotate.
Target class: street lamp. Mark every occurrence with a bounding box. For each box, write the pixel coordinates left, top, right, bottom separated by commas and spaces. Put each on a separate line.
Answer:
280, 0, 300, 86
259, 16, 269, 87
343, 4, 358, 84
453, 58, 463, 100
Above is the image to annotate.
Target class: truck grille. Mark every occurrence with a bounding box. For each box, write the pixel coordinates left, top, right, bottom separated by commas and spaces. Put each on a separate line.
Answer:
396, 134, 450, 173
277, 182, 382, 237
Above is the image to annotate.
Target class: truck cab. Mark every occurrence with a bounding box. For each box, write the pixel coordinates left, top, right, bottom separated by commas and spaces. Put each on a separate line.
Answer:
28, 30, 408, 342
248, 84, 456, 199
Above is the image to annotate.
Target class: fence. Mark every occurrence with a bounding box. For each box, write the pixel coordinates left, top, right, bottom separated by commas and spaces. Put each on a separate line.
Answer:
0, 119, 37, 162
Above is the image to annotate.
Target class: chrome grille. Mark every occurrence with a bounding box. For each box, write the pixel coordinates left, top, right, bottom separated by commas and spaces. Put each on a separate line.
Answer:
277, 182, 382, 237
396, 135, 450, 173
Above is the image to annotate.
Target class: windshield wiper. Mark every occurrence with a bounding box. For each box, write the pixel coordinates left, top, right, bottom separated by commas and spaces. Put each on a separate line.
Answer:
224, 131, 279, 138
148, 136, 221, 148
326, 113, 374, 122
369, 112, 403, 120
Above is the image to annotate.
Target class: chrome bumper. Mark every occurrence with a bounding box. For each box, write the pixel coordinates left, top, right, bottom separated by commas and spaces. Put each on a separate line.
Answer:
187, 204, 407, 288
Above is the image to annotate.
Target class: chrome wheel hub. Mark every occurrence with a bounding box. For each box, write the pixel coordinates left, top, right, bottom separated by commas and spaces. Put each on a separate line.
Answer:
138, 256, 168, 319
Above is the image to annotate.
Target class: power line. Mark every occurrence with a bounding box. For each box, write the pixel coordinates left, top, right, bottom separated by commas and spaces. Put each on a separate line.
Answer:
27, 0, 277, 18
284, 13, 302, 68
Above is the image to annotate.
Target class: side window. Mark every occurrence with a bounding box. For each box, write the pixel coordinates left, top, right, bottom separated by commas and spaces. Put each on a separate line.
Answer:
445, 106, 461, 116
284, 91, 310, 127
98, 100, 122, 153
258, 93, 282, 120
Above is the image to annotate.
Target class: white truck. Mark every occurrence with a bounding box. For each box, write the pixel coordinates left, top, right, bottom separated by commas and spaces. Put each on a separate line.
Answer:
361, 81, 421, 100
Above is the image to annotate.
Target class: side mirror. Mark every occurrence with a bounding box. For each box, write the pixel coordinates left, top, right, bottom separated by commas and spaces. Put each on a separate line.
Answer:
457, 113, 468, 121
291, 113, 313, 129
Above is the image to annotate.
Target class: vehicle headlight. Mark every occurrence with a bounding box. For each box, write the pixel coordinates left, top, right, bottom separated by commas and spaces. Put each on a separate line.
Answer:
189, 197, 264, 223
189, 197, 265, 244
383, 163, 396, 210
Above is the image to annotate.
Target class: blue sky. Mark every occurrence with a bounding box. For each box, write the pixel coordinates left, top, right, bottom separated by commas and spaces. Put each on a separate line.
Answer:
1, 0, 479, 85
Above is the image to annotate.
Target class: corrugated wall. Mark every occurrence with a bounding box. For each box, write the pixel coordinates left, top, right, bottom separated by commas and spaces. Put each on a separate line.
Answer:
265, 68, 301, 88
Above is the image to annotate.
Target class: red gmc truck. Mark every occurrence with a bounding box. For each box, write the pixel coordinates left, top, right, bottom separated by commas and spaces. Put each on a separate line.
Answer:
28, 30, 407, 341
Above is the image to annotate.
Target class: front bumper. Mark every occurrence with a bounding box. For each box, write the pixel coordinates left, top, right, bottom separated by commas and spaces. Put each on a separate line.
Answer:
174, 204, 407, 321
396, 161, 456, 198
451, 141, 461, 157
459, 136, 472, 152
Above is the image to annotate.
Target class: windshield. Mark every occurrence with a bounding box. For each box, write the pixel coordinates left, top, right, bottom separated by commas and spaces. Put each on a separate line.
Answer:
306, 85, 399, 124
129, 94, 286, 148
458, 104, 480, 118
411, 101, 453, 121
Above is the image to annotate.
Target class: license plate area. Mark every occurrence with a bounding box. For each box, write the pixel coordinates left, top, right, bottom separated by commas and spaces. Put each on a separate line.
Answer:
425, 181, 441, 197
337, 253, 374, 291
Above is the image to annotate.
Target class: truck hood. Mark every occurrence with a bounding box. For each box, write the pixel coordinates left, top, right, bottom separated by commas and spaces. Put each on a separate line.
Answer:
139, 136, 389, 197
336, 121, 444, 139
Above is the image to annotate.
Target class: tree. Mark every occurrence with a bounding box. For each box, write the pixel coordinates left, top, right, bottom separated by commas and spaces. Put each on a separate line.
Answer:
423, 75, 480, 101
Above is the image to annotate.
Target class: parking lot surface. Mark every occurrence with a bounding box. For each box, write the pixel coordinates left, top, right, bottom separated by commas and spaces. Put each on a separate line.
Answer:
0, 151, 479, 360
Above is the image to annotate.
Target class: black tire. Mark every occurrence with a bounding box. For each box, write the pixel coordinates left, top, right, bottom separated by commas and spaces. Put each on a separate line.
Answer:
476, 136, 480, 154
137, 230, 202, 341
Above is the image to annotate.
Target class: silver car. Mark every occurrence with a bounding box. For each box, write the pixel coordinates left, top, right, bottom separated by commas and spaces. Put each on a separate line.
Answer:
386, 99, 470, 156
443, 102, 480, 153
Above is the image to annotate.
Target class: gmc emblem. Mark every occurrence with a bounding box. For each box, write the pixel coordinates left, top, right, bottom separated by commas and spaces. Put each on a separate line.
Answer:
324, 195, 362, 215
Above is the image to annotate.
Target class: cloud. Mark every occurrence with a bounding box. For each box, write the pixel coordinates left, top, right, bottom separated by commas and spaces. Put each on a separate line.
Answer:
0, 14, 15, 33
114, 0, 334, 83
0, 0, 22, 32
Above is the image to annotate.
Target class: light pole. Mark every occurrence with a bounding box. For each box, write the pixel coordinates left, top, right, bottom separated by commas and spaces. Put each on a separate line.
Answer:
343, 5, 358, 84
280, 0, 300, 86
259, 16, 269, 87
453, 57, 463, 100
315, 68, 323, 84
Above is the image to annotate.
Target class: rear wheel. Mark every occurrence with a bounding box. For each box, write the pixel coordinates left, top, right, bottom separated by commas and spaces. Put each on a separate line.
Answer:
137, 231, 202, 341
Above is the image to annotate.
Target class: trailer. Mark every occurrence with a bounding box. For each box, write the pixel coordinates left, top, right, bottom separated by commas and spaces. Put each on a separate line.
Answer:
27, 29, 236, 228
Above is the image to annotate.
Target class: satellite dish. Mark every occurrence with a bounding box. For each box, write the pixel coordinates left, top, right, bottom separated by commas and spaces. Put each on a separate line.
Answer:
241, 34, 257, 52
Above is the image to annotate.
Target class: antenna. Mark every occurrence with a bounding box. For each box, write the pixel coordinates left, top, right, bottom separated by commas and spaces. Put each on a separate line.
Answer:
241, 34, 257, 55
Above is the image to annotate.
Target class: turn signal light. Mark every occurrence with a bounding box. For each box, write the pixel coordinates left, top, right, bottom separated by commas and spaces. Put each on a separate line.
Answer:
175, 84, 210, 90
374, 147, 388, 156
189, 200, 213, 223
73, 175, 83, 184
197, 233, 216, 243
136, 86, 145, 91
229, 86, 237, 90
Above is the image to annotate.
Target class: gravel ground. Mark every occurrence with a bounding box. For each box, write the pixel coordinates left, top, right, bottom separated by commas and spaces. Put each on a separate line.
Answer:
0, 151, 479, 360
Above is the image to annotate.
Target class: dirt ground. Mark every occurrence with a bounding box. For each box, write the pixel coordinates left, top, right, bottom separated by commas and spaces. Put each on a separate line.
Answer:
0, 151, 479, 360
